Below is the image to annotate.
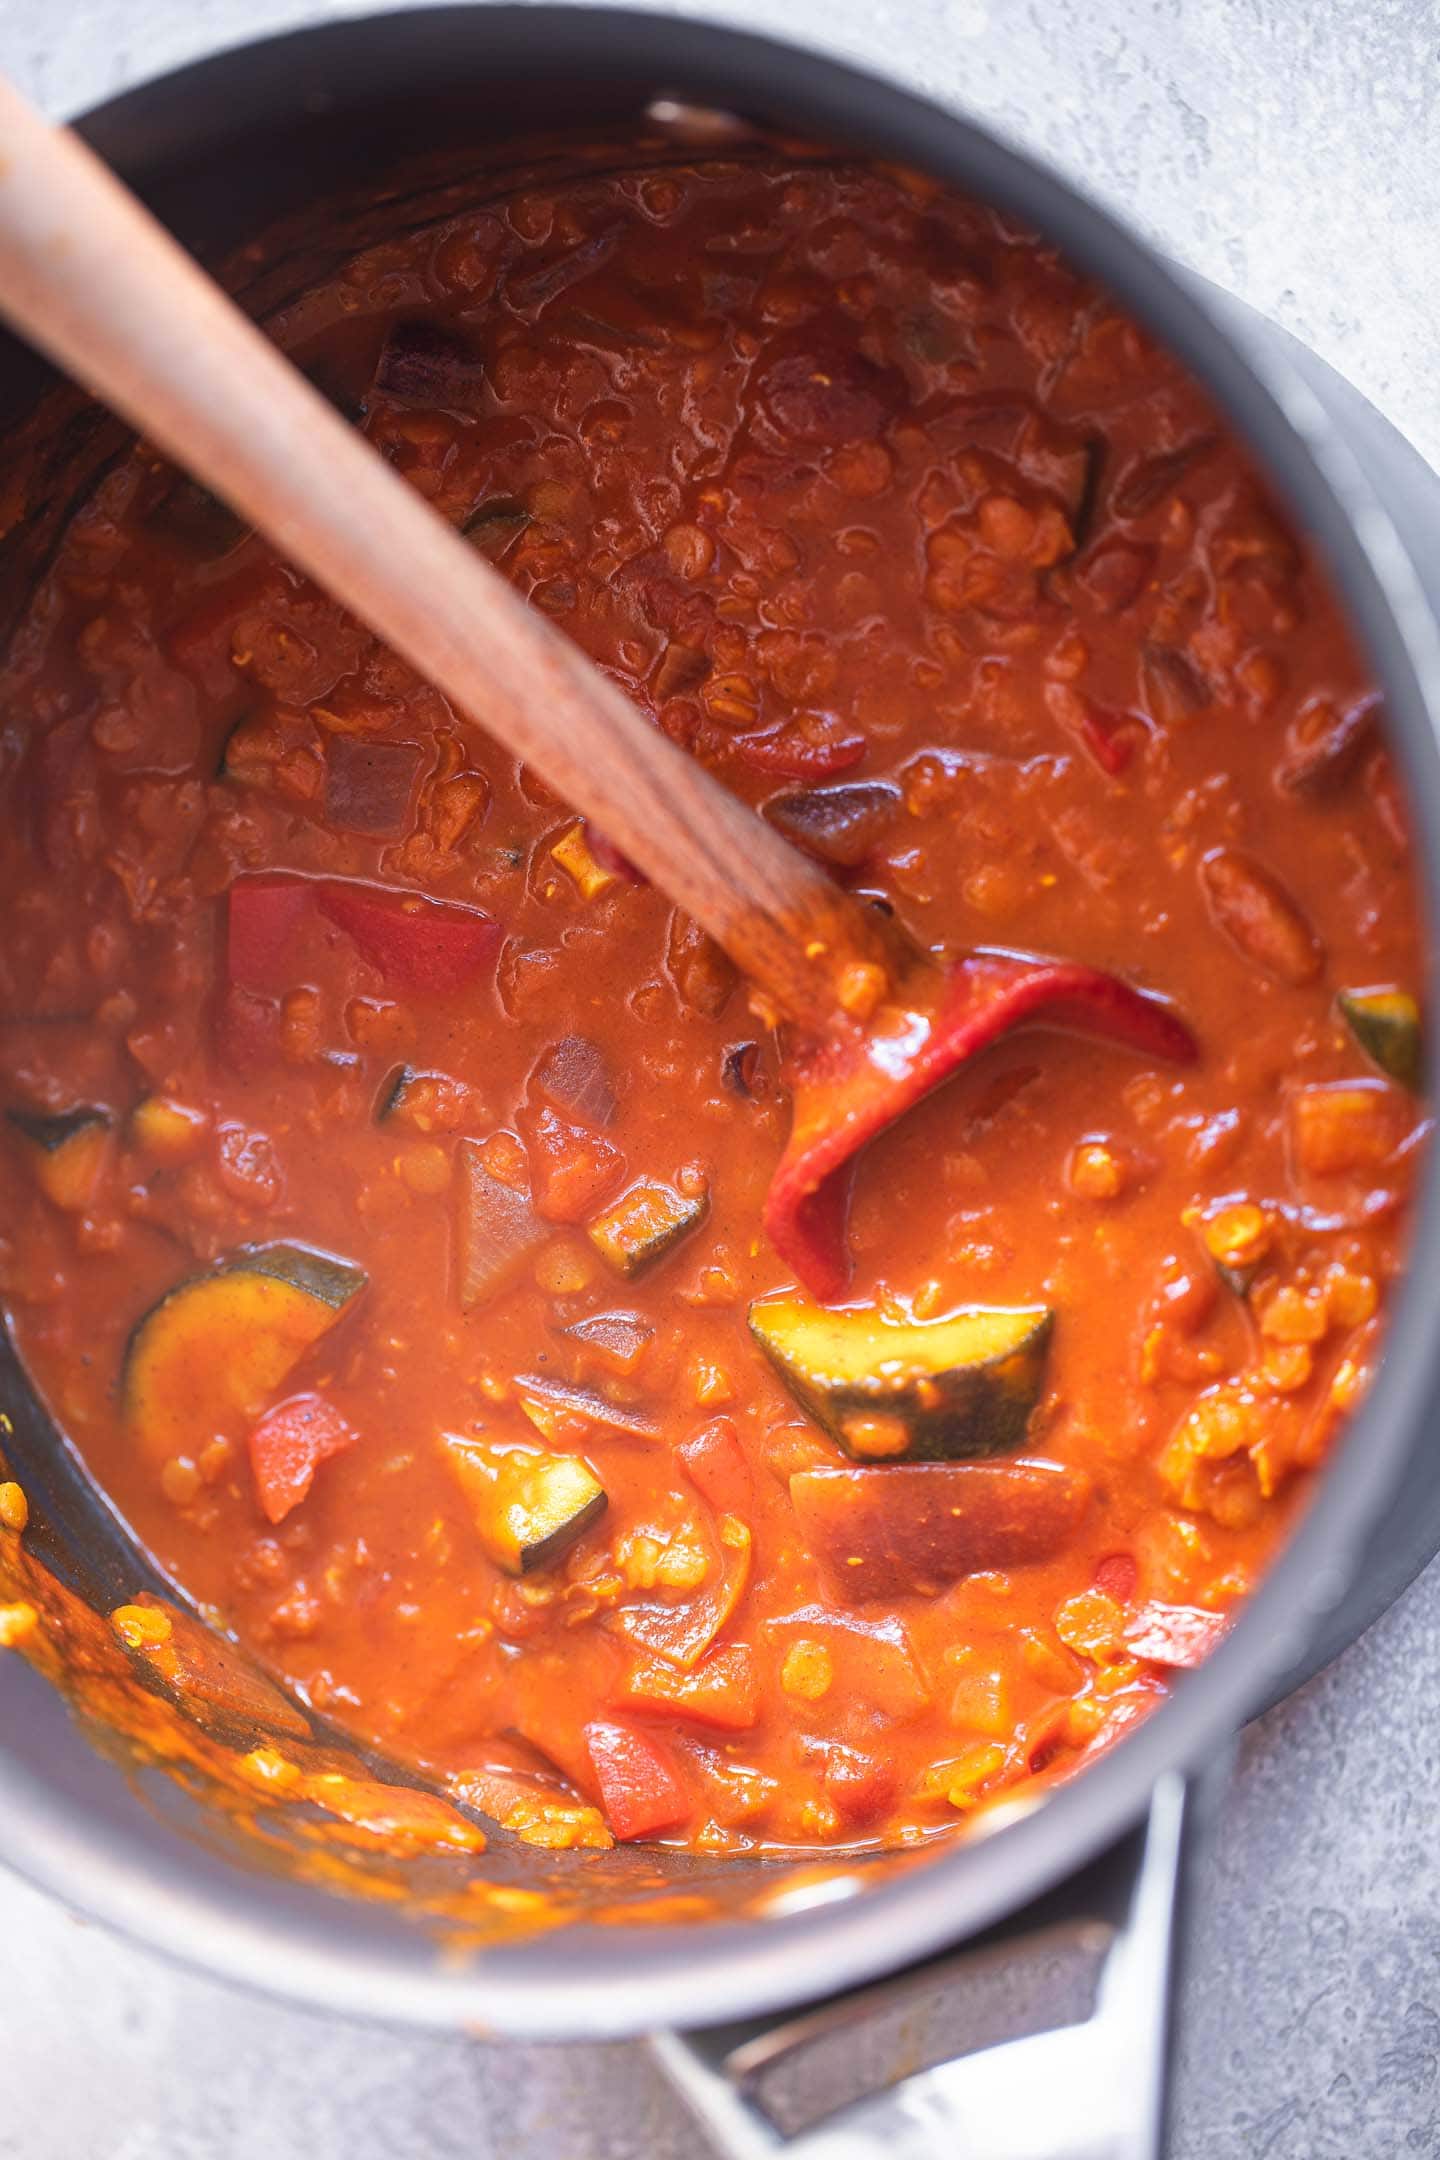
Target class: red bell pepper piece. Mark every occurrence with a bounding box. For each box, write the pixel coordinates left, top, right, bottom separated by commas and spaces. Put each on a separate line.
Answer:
248, 1391, 357, 1524
314, 879, 501, 995
583, 1717, 691, 1839
765, 949, 1198, 1300
1093, 1551, 1138, 1604
585, 823, 647, 885
1046, 682, 1142, 777
226, 875, 312, 993
225, 874, 501, 1000
613, 1645, 760, 1733
678, 1416, 756, 1518
735, 725, 867, 780
1125, 1601, 1230, 1669
1070, 699, 1138, 777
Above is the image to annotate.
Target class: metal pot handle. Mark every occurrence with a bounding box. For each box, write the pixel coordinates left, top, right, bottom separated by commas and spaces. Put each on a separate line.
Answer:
653, 1766, 1212, 2160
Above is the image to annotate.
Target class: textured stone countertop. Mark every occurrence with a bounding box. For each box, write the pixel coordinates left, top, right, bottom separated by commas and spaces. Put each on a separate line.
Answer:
2, 3, 1439, 2155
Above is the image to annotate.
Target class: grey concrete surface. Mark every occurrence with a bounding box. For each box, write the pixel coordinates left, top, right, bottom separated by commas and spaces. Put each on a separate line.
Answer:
2, 1, 1440, 2155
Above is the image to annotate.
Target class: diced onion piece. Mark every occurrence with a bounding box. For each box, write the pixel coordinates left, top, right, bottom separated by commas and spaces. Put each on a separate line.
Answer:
454, 1137, 546, 1308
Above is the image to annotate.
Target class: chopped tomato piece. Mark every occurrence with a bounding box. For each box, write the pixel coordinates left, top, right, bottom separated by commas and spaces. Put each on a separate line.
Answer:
678, 1416, 755, 1517
247, 1391, 358, 1524
217, 983, 284, 1070
768, 1604, 931, 1718
823, 1744, 897, 1828
614, 1645, 759, 1732
583, 1717, 691, 1839
523, 1105, 625, 1223
613, 1512, 752, 1668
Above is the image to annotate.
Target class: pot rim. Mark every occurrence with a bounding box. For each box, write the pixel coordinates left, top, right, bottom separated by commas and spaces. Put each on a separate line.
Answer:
3, 1, 1439, 2041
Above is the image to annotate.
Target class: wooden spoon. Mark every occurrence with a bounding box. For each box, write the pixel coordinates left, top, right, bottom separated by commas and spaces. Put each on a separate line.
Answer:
0, 79, 1196, 1298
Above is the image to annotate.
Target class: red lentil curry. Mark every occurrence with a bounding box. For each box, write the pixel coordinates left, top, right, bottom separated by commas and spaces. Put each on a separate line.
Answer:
0, 142, 1426, 1860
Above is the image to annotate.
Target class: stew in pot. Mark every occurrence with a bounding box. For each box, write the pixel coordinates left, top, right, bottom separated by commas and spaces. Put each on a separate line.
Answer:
0, 143, 1426, 1854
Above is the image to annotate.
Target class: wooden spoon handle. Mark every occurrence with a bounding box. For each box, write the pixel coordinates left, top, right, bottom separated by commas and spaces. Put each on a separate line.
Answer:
0, 76, 893, 1037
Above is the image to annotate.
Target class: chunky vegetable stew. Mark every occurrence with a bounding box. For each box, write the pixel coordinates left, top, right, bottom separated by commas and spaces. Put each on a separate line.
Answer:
0, 144, 1426, 1855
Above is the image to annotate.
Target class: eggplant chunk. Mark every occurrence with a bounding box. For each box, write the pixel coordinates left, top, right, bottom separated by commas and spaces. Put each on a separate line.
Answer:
750, 1296, 1053, 1462
763, 781, 901, 868
792, 1460, 1091, 1601
444, 1434, 607, 1574
123, 1243, 366, 1465
530, 1034, 617, 1126
373, 320, 485, 409
1338, 987, 1424, 1091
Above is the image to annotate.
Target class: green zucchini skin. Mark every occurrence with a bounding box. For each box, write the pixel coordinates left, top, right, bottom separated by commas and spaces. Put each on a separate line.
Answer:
148, 478, 251, 560
121, 1243, 367, 1466
6, 1104, 113, 1208
519, 1476, 609, 1573
444, 1435, 608, 1574
461, 498, 532, 557
231, 1243, 368, 1310
215, 709, 253, 780
123, 1243, 367, 1372
749, 1298, 1054, 1463
588, 1179, 709, 1278
1337, 988, 1424, 1091
375, 1064, 416, 1122
5, 1105, 108, 1151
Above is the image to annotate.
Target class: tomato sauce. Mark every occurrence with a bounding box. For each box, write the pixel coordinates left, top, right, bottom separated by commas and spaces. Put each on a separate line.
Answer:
0, 145, 1426, 1856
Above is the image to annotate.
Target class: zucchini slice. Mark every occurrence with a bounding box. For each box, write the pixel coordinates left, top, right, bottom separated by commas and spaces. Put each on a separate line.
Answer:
6, 1105, 111, 1209
148, 477, 251, 560
588, 1178, 708, 1278
749, 1296, 1053, 1462
375, 1064, 416, 1122
124, 1243, 366, 1464
1338, 987, 1424, 1091
1188, 1200, 1271, 1298
462, 497, 532, 558
443, 1434, 607, 1574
